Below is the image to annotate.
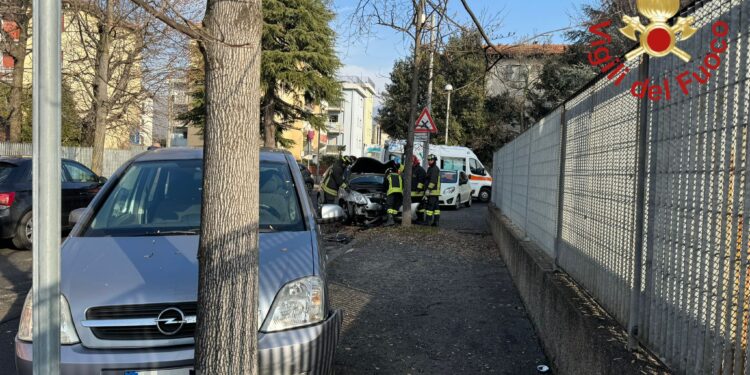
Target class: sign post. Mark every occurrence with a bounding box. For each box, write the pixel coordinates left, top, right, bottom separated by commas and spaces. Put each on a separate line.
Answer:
415, 108, 438, 165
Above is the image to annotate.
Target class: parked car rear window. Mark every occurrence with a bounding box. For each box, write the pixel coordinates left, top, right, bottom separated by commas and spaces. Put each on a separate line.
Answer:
84, 159, 305, 237
0, 163, 18, 184
440, 171, 458, 184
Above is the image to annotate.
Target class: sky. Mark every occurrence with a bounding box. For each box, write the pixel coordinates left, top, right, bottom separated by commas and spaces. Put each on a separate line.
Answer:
331, 0, 593, 94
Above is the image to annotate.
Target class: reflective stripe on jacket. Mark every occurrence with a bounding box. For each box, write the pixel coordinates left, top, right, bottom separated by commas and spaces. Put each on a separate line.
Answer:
323, 161, 345, 196
426, 165, 441, 196
386, 173, 403, 196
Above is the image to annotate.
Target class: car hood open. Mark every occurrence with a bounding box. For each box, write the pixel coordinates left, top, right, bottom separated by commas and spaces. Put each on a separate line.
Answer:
350, 157, 394, 175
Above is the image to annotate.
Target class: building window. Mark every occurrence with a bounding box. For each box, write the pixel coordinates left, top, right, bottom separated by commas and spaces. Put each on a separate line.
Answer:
328, 114, 339, 123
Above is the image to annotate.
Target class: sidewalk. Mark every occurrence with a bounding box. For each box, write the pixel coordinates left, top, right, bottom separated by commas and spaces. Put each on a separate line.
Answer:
328, 204, 548, 374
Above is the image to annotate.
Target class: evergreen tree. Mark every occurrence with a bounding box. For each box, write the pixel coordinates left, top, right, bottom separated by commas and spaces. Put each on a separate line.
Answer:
261, 0, 341, 148
177, 44, 206, 131
178, 0, 341, 148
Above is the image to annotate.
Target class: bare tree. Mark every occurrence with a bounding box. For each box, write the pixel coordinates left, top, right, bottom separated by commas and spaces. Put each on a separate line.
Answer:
63, 0, 190, 173
128, 0, 263, 373
0, 0, 31, 142
353, 0, 446, 226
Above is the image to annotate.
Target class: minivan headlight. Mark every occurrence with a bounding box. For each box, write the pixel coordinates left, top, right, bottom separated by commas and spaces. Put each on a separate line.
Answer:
17, 291, 80, 344
444, 187, 456, 194
261, 276, 325, 332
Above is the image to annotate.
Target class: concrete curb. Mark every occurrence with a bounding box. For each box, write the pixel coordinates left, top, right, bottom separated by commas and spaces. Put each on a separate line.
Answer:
486, 206, 670, 375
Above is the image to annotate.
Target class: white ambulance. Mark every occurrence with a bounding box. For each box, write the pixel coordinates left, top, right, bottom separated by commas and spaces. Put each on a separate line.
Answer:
384, 141, 493, 202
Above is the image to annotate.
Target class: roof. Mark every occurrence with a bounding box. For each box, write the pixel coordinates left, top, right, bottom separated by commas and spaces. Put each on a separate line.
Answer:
487, 44, 567, 58
132, 147, 292, 163
0, 156, 77, 164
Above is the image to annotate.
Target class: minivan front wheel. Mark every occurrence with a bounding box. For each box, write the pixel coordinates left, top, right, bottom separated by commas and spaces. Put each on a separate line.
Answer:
478, 188, 491, 203
13, 211, 32, 250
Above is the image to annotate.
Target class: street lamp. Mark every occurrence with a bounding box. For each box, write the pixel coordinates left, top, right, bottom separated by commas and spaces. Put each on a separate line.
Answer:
444, 84, 453, 145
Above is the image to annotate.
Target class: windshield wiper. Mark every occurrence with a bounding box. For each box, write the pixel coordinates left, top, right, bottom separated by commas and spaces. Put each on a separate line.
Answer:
259, 225, 278, 233
141, 229, 200, 236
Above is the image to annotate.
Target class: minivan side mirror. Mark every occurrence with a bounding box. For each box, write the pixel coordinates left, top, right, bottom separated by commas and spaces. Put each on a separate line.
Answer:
317, 204, 346, 224
69, 207, 87, 225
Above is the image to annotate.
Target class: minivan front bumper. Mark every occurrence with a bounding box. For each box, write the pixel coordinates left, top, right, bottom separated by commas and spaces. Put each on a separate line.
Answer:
16, 309, 342, 375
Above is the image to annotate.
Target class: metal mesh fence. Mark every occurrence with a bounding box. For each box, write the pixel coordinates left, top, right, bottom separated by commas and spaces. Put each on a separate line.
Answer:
639, 1, 750, 373
489, 0, 750, 372
526, 109, 562, 255
559, 57, 642, 325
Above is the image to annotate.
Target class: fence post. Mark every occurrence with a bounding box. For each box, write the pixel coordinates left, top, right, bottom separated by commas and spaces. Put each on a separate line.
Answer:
524, 127, 533, 238
553, 105, 568, 271
628, 55, 650, 350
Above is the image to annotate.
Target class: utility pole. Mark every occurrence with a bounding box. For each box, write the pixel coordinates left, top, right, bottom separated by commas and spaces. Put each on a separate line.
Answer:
33, 0, 62, 372
423, 13, 436, 168
445, 84, 453, 145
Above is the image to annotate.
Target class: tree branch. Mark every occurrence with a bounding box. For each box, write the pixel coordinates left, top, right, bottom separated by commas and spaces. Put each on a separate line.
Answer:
128, 0, 201, 40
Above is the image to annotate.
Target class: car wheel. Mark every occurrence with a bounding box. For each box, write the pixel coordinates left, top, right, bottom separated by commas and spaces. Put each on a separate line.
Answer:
342, 202, 354, 225
13, 211, 32, 250
479, 188, 491, 203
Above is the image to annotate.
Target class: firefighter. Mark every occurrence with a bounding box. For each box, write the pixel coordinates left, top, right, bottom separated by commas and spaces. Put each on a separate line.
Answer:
383, 162, 404, 227
411, 155, 427, 223
321, 155, 351, 204
424, 154, 441, 227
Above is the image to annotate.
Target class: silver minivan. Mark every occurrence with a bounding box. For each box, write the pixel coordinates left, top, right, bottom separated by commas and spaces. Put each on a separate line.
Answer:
15, 148, 343, 375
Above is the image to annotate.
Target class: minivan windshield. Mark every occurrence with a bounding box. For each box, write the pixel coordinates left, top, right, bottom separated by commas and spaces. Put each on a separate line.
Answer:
440, 171, 458, 184
84, 159, 305, 237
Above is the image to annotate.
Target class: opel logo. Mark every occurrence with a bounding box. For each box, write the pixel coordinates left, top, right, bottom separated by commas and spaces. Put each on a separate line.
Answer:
155, 307, 186, 336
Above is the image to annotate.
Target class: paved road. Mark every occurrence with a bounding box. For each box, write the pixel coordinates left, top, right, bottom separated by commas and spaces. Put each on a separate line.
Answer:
328, 202, 549, 374
0, 201, 548, 374
0, 242, 31, 374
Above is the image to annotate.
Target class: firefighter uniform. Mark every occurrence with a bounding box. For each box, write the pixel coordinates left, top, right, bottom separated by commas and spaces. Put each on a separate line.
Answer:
383, 165, 404, 226
411, 162, 427, 222
322, 157, 347, 204
425, 157, 441, 226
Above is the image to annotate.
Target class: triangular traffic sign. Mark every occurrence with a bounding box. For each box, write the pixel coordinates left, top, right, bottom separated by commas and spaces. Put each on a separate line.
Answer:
414, 107, 438, 134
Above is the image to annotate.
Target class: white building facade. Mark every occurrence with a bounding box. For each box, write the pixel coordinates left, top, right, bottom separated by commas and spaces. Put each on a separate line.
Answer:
326, 77, 376, 158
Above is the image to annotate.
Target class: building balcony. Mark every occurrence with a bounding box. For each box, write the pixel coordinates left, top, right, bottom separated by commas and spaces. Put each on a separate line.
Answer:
327, 122, 343, 135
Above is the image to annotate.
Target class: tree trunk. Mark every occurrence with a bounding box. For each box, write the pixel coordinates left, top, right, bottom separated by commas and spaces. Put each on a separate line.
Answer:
263, 91, 276, 148
90, 0, 113, 175
194, 0, 262, 373
7, 14, 29, 142
401, 0, 425, 227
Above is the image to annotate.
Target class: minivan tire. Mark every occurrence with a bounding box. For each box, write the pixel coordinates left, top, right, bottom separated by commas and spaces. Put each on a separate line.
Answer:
13, 211, 32, 250
478, 188, 491, 203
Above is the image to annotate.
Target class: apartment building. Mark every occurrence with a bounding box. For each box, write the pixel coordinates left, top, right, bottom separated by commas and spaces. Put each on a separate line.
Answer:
326, 77, 377, 158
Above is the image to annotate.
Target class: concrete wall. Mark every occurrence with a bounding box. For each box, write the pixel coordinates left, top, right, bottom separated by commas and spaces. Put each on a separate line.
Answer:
486, 205, 669, 375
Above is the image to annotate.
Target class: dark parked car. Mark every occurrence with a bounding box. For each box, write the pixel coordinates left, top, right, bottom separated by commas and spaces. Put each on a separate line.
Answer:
298, 162, 315, 190
0, 157, 106, 249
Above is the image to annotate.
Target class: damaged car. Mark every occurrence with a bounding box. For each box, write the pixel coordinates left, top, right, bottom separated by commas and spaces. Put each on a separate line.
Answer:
325, 157, 418, 225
